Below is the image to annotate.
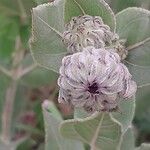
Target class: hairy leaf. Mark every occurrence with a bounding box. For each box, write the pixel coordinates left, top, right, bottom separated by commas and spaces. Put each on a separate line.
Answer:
116, 7, 150, 46
120, 127, 135, 150
126, 38, 150, 67
74, 97, 135, 133
42, 100, 84, 150
20, 54, 58, 87
21, 67, 58, 87
74, 108, 89, 119
108, 0, 140, 13
30, 2, 67, 73
112, 97, 135, 132
134, 87, 150, 133
116, 8, 150, 86
60, 112, 121, 150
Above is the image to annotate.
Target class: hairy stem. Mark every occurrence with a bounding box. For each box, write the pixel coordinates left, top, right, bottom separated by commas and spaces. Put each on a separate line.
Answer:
0, 65, 12, 78
1, 37, 24, 143
17, 0, 27, 24
19, 63, 37, 78
1, 81, 18, 143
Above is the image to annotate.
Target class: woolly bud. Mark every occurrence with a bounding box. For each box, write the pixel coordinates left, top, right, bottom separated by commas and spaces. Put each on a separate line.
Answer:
63, 15, 115, 53
58, 46, 137, 112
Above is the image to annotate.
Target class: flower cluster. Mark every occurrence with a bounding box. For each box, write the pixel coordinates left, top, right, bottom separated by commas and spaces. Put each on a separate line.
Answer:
58, 47, 137, 112
63, 15, 116, 52
58, 15, 137, 112
63, 15, 128, 60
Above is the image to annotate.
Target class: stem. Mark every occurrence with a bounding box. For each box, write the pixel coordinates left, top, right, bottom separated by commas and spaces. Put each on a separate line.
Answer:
1, 37, 24, 143
13, 37, 25, 68
17, 0, 27, 24
1, 81, 18, 143
19, 63, 37, 78
0, 65, 12, 78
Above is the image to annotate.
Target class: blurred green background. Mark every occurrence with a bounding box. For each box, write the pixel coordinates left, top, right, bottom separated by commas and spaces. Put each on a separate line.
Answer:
0, 0, 149, 149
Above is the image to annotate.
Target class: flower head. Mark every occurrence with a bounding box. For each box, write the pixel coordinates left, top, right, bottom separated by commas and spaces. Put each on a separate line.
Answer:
58, 47, 137, 112
63, 15, 128, 59
63, 15, 116, 53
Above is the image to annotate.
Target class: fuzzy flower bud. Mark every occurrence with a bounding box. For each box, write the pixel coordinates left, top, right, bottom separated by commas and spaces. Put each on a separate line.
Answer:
58, 46, 137, 112
63, 15, 116, 53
